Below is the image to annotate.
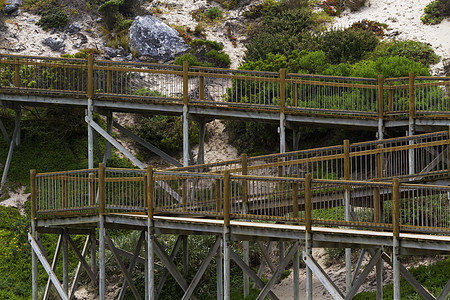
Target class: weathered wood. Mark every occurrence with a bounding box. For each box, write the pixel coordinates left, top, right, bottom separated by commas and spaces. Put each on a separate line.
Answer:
69, 237, 91, 300
346, 249, 382, 299
43, 235, 62, 300
66, 234, 97, 284
256, 241, 276, 273
28, 233, 69, 300
105, 233, 142, 300
156, 236, 183, 298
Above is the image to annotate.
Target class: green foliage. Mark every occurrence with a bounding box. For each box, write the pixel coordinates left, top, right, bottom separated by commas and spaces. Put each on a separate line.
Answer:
205, 6, 223, 20
36, 8, 69, 29
320, 0, 345, 16
355, 257, 450, 299
350, 19, 389, 37
175, 39, 231, 68
344, 0, 366, 11
214, 0, 241, 9
243, 0, 280, 19
133, 115, 199, 158
227, 121, 279, 155
373, 40, 440, 67
0, 206, 21, 230
244, 7, 314, 61
352, 56, 430, 78
421, 0, 444, 24
318, 28, 379, 64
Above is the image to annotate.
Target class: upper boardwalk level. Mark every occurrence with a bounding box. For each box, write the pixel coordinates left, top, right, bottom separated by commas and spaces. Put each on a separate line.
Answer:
1, 53, 450, 133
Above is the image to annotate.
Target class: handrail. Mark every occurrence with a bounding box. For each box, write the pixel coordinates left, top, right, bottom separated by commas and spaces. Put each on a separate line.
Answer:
31, 165, 450, 235
1, 53, 449, 119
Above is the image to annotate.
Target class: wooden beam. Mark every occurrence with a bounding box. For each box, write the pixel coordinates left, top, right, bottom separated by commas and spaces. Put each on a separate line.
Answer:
181, 237, 221, 300
105, 233, 142, 300
28, 233, 69, 300
303, 251, 345, 300
256, 241, 277, 273
156, 236, 183, 298
346, 249, 382, 299
66, 234, 97, 284
43, 235, 62, 300
69, 237, 91, 300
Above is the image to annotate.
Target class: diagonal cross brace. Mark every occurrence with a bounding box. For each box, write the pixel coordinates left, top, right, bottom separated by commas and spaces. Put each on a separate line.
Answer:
65, 234, 97, 284
105, 233, 142, 300
303, 251, 345, 300
69, 237, 91, 300
43, 235, 62, 300
257, 241, 277, 273
181, 237, 221, 300
28, 233, 69, 300
257, 242, 300, 300
229, 247, 280, 300
154, 238, 198, 300
156, 236, 183, 298
346, 249, 383, 299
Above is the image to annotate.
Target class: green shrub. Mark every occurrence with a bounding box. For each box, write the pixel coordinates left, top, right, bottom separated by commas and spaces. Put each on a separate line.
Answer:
133, 115, 199, 158
350, 19, 389, 37
205, 50, 231, 68
318, 28, 379, 64
373, 40, 440, 67
320, 0, 345, 16
175, 39, 231, 68
244, 7, 314, 61
421, 0, 444, 24
0, 206, 20, 230
344, 0, 366, 11
190, 39, 223, 51
227, 121, 279, 155
205, 7, 223, 20
37, 9, 68, 29
174, 53, 208, 67
352, 56, 430, 78
243, 0, 280, 19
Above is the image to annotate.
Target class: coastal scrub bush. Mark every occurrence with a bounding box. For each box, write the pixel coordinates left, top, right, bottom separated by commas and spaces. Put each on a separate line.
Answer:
373, 41, 440, 67
317, 28, 379, 64
350, 19, 388, 37
421, 0, 445, 24
243, 0, 280, 19
321, 0, 345, 16
36, 8, 69, 29
175, 39, 231, 68
352, 56, 430, 78
205, 7, 223, 20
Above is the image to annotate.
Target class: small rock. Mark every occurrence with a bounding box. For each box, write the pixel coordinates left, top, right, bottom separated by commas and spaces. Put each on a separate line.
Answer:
4, 4, 19, 15
42, 37, 65, 51
388, 17, 398, 22
28, 18, 38, 22
104, 47, 117, 58
61, 34, 67, 41
67, 23, 81, 34
77, 33, 88, 44
73, 43, 80, 49
96, 18, 102, 23
9, 0, 22, 5
117, 46, 125, 55
125, 54, 133, 61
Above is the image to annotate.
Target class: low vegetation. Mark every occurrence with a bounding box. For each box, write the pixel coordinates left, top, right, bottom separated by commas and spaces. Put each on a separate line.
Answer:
421, 0, 450, 25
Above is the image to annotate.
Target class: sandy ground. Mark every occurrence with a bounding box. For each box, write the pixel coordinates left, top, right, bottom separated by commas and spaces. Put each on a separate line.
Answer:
332, 0, 450, 75
0, 186, 29, 215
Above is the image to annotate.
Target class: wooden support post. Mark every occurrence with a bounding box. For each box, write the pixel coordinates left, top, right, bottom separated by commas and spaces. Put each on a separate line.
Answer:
279, 68, 286, 113
62, 233, 69, 294
87, 98, 94, 169
147, 166, 154, 300
99, 163, 106, 300
392, 178, 400, 238
0, 119, 10, 145
293, 244, 300, 300
14, 106, 21, 146
242, 154, 249, 298
183, 106, 189, 167
217, 236, 223, 300
31, 218, 38, 300
182, 235, 189, 278
280, 113, 286, 154
304, 173, 312, 300
393, 237, 400, 300
409, 72, 416, 119
87, 54, 94, 99
14, 60, 20, 88
30, 169, 37, 219
197, 120, 206, 165
377, 75, 385, 140
373, 179, 381, 224
106, 69, 112, 94
376, 248, 384, 300
292, 174, 299, 220
223, 171, 231, 300
104, 111, 113, 165
343, 139, 352, 294
1, 111, 20, 190
293, 82, 298, 107
90, 229, 96, 279
199, 71, 204, 101
183, 61, 189, 106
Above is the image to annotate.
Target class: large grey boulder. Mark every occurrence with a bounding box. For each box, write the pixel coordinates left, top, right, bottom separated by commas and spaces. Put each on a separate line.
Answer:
129, 15, 189, 62
42, 37, 65, 51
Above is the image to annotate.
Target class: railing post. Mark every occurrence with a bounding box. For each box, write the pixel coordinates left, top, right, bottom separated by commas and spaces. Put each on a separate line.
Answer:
14, 59, 20, 88
279, 69, 286, 113
30, 169, 37, 219
343, 140, 350, 180
241, 154, 248, 214
292, 174, 299, 220
89, 173, 95, 213
378, 75, 385, 140
62, 175, 68, 209
147, 166, 154, 219
183, 61, 189, 105
106, 69, 112, 94
182, 177, 187, 211
373, 178, 381, 224
99, 163, 105, 215
87, 54, 94, 99
392, 178, 400, 237
409, 72, 416, 119
304, 173, 312, 232
199, 71, 204, 101
215, 178, 221, 219
223, 171, 231, 226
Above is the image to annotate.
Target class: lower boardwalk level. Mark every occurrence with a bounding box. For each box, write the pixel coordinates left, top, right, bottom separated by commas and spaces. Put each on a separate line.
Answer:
29, 214, 450, 300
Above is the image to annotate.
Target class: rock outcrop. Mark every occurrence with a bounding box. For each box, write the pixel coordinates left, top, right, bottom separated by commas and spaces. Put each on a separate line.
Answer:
129, 15, 189, 62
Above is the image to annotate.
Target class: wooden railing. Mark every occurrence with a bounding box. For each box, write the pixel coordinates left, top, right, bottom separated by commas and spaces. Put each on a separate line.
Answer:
1, 53, 449, 119
31, 164, 450, 235
171, 130, 450, 183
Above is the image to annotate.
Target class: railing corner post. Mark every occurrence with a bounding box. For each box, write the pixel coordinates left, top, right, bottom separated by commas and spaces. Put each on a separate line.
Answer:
304, 173, 312, 232
30, 169, 37, 219
279, 68, 286, 113
377, 74, 385, 119
87, 54, 94, 99
147, 166, 154, 219
392, 178, 400, 237
99, 163, 105, 215
183, 60, 189, 105
409, 72, 416, 119
223, 170, 231, 226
